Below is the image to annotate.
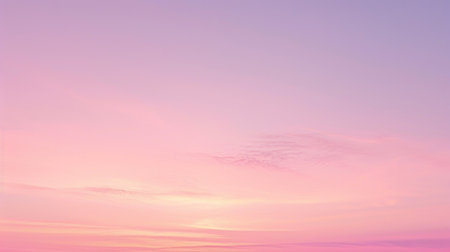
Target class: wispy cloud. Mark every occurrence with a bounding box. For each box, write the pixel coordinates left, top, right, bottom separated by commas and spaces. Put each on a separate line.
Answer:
155, 238, 450, 251
205, 133, 375, 171
0, 219, 223, 252
4, 182, 211, 197
2, 183, 251, 207
3, 219, 449, 251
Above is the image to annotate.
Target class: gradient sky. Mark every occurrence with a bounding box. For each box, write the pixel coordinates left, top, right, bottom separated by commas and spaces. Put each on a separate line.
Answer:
1, 1, 450, 251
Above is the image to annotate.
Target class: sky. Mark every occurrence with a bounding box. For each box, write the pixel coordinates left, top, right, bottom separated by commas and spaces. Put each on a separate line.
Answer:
1, 0, 450, 251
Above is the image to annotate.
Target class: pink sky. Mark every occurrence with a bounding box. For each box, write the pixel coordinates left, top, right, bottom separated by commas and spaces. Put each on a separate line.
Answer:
1, 1, 450, 251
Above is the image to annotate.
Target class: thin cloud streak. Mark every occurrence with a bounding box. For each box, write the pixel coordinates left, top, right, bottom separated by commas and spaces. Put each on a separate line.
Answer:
154, 239, 450, 251
206, 133, 388, 171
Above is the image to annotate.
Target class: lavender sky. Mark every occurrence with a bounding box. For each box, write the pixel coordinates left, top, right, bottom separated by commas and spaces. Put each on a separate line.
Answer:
1, 1, 450, 251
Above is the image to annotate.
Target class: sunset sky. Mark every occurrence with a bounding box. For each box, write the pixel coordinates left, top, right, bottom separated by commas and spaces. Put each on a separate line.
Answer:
1, 0, 450, 251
